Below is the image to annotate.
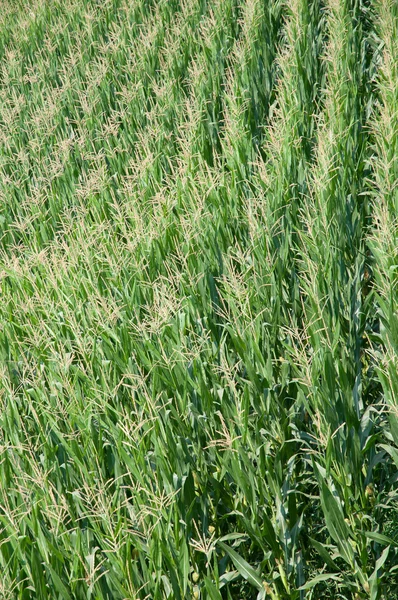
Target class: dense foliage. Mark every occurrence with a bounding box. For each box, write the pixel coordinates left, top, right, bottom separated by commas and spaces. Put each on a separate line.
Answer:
0, 0, 397, 598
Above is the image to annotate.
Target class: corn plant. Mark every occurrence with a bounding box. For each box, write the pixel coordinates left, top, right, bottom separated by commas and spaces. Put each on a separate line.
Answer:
0, 0, 397, 599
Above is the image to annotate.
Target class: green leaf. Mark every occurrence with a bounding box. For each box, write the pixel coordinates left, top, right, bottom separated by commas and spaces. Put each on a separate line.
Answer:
219, 570, 240, 589
218, 533, 248, 544
319, 481, 354, 567
44, 565, 72, 600
299, 573, 343, 591
204, 576, 223, 600
365, 531, 398, 547
308, 537, 339, 572
178, 539, 189, 595
218, 542, 263, 591
369, 545, 390, 600
380, 444, 398, 469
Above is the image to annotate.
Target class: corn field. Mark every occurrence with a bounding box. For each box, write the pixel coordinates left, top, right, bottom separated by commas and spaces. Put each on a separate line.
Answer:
0, 0, 397, 598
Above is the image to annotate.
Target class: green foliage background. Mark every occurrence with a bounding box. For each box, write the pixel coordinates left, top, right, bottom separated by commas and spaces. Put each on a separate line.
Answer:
0, 0, 397, 598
